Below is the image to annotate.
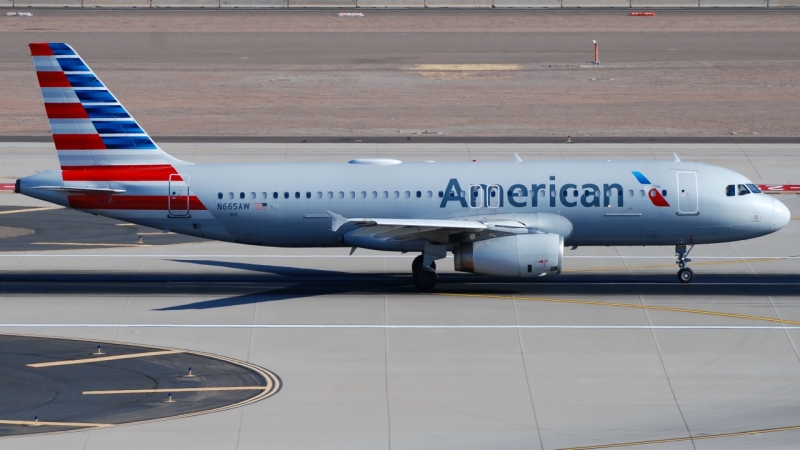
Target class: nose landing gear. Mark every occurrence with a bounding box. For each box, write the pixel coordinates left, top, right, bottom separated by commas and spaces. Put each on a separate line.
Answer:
676, 244, 694, 283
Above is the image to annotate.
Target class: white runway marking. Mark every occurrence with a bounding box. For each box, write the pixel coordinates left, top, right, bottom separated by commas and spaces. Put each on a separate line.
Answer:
2, 324, 800, 330
0, 254, 797, 259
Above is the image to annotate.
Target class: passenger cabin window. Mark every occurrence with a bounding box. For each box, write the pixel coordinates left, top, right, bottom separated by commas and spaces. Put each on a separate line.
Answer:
218, 192, 223, 200
229, 192, 234, 200
405, 191, 411, 199
273, 192, 278, 199
726, 185, 735, 197
306, 192, 311, 199
737, 184, 750, 196
240, 192, 245, 199
261, 192, 267, 199
746, 184, 762, 193
317, 192, 323, 199
284, 192, 289, 199
251, 192, 256, 199
427, 191, 432, 198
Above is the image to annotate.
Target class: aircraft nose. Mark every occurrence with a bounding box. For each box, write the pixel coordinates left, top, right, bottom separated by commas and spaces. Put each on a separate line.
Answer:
771, 197, 791, 232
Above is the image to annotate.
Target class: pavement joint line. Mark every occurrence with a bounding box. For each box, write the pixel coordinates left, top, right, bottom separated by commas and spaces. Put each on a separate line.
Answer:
31, 243, 153, 247
0, 420, 109, 428
0, 207, 62, 215
5, 324, 800, 330
27, 350, 183, 368
559, 424, 800, 449
83, 387, 267, 395
436, 293, 800, 326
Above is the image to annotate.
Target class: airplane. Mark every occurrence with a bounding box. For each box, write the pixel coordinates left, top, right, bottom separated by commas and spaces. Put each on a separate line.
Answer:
15, 43, 791, 291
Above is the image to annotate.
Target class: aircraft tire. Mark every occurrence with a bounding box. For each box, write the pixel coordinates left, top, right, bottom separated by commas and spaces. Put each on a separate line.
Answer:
413, 267, 438, 292
678, 267, 693, 283
411, 255, 436, 275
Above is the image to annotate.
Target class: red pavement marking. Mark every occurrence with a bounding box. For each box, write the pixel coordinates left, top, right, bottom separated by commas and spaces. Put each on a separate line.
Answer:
759, 185, 800, 193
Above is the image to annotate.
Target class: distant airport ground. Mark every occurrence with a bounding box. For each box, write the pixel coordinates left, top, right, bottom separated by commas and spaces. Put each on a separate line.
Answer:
1, 9, 799, 139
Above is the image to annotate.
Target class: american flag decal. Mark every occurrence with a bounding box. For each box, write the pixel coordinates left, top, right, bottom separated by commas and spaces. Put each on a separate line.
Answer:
254, 203, 268, 210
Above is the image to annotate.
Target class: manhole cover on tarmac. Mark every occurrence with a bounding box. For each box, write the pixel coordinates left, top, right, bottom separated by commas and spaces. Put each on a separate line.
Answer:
0, 334, 281, 437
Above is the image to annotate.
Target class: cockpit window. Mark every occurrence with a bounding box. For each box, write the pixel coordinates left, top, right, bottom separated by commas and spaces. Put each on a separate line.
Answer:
746, 184, 762, 194
726, 185, 735, 197
737, 184, 750, 195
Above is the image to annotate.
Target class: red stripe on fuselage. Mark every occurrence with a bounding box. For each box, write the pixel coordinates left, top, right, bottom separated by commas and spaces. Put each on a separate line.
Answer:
62, 165, 182, 182
53, 134, 106, 150
45, 103, 88, 119
37, 71, 70, 88
67, 195, 207, 211
29, 43, 54, 56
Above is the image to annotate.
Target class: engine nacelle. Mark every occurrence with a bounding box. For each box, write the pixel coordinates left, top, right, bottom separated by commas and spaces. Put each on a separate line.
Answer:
454, 234, 563, 277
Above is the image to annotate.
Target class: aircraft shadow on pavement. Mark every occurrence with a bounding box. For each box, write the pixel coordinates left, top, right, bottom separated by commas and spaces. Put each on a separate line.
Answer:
1, 259, 799, 310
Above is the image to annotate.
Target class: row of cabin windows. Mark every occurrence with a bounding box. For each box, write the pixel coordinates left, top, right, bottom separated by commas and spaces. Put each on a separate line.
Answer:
217, 189, 668, 201
726, 184, 762, 197
218, 190, 443, 200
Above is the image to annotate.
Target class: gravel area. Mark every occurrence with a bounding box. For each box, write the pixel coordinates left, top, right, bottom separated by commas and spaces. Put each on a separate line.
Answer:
1, 9, 798, 138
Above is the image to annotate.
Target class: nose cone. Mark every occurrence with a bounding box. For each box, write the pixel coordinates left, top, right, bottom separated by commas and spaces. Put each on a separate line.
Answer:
771, 198, 791, 232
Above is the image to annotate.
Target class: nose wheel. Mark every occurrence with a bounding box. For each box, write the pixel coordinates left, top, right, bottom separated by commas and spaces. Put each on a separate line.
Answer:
412, 254, 438, 291
678, 267, 694, 283
675, 244, 695, 283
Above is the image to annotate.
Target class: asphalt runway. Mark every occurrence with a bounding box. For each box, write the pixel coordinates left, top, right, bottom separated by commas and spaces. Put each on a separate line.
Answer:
0, 334, 280, 437
1, 143, 800, 449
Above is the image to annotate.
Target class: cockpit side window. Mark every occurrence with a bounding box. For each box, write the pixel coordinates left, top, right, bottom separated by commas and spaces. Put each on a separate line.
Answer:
746, 184, 762, 194
726, 185, 735, 197
737, 184, 750, 195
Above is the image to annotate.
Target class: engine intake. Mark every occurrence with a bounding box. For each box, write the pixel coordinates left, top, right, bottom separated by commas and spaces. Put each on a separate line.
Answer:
454, 234, 563, 277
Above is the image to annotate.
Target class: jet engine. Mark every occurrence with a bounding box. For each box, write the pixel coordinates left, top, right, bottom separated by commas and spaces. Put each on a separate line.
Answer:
454, 234, 563, 277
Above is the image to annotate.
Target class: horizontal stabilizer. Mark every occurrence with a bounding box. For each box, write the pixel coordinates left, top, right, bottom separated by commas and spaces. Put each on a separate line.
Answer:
31, 186, 126, 194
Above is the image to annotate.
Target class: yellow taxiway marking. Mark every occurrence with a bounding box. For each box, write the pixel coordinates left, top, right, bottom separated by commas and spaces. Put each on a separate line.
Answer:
560, 424, 800, 449
409, 64, 522, 71
437, 293, 800, 326
83, 386, 267, 395
0, 206, 61, 215
31, 242, 151, 247
0, 420, 108, 428
28, 350, 182, 368
563, 255, 796, 273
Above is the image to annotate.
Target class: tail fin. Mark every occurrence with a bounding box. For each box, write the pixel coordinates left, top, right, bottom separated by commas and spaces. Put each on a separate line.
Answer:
29, 42, 187, 179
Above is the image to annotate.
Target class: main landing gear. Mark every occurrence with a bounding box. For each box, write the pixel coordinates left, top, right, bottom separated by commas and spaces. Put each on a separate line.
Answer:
412, 255, 438, 292
676, 244, 694, 283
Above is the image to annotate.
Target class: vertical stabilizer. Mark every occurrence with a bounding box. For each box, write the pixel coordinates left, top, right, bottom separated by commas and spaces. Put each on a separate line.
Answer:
29, 42, 188, 180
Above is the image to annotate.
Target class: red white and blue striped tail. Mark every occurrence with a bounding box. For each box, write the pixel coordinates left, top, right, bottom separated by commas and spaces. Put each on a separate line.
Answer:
29, 42, 188, 181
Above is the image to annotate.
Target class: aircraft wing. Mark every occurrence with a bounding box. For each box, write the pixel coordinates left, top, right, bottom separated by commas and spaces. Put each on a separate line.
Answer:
327, 210, 488, 232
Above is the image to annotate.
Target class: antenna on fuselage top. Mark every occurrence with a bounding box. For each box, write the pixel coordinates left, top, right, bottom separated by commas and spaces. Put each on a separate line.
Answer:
514, 153, 522, 163
673, 152, 681, 162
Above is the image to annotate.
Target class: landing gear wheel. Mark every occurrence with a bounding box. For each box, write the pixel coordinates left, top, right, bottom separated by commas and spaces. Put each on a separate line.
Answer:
678, 267, 694, 284
411, 255, 436, 275
413, 267, 438, 292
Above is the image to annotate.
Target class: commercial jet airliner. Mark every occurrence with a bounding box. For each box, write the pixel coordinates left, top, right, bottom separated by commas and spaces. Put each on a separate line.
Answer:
15, 43, 791, 290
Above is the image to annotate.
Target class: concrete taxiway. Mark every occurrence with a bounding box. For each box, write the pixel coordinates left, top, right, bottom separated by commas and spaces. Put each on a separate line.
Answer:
1, 143, 800, 449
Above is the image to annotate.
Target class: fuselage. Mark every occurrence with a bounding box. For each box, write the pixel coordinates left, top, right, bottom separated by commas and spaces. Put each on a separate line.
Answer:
19, 158, 790, 252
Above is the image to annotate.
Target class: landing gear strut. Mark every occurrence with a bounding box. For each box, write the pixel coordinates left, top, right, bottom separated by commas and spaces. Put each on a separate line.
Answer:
412, 254, 439, 291
675, 244, 694, 283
